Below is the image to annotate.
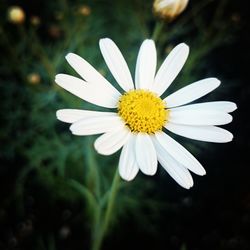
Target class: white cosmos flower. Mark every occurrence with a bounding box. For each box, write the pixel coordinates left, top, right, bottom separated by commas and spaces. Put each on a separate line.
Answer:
55, 38, 237, 189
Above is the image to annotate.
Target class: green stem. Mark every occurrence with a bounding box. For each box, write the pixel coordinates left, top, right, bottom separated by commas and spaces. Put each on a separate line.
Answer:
86, 137, 101, 199
91, 169, 120, 250
151, 21, 165, 42
102, 169, 120, 234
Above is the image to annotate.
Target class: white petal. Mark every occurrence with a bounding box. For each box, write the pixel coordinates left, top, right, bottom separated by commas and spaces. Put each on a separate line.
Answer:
66, 53, 110, 84
169, 109, 233, 125
165, 123, 233, 143
119, 134, 139, 181
65, 53, 121, 97
164, 78, 221, 108
135, 39, 157, 90
55, 74, 120, 108
56, 109, 116, 123
170, 101, 237, 113
158, 0, 176, 8
153, 138, 193, 189
154, 132, 206, 175
99, 38, 134, 92
94, 126, 130, 155
152, 43, 189, 96
70, 115, 123, 136
135, 133, 157, 175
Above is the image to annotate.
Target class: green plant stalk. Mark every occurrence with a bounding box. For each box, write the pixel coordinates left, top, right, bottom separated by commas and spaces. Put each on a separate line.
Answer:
91, 169, 120, 250
151, 21, 165, 42
102, 169, 120, 234
85, 137, 101, 199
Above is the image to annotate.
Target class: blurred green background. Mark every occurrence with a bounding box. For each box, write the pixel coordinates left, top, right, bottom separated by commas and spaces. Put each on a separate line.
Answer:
0, 0, 249, 249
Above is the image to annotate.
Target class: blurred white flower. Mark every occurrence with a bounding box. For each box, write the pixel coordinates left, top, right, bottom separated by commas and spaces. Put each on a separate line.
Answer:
153, 0, 189, 20
55, 38, 236, 189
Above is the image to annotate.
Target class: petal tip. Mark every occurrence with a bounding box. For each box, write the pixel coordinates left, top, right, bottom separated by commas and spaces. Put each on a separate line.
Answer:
149, 170, 157, 176
69, 123, 75, 132
229, 114, 233, 123
56, 110, 61, 119
213, 78, 221, 87
65, 52, 78, 63
181, 42, 189, 48
219, 130, 234, 143
119, 167, 138, 182
93, 141, 110, 156
55, 73, 64, 81
144, 39, 155, 44
65, 52, 73, 59
178, 43, 189, 51
232, 103, 238, 111
228, 133, 234, 142
54, 75, 61, 84
99, 37, 111, 44
120, 174, 136, 182
201, 170, 206, 176
95, 149, 110, 156
182, 183, 192, 189
197, 167, 206, 176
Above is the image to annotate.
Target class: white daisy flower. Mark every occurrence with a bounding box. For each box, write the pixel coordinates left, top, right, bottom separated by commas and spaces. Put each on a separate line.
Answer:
55, 38, 237, 189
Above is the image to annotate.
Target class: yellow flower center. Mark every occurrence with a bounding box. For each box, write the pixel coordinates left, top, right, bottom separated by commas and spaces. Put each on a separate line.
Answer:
118, 89, 169, 133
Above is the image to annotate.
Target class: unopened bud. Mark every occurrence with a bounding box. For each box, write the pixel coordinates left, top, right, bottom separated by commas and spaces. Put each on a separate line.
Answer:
30, 16, 41, 26
153, 0, 189, 21
78, 5, 91, 16
8, 6, 25, 24
27, 73, 41, 85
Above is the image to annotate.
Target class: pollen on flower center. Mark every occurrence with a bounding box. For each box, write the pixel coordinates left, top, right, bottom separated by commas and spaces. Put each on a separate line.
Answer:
118, 89, 169, 133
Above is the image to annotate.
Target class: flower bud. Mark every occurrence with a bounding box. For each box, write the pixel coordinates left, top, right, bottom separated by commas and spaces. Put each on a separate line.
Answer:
27, 73, 41, 85
153, 0, 189, 21
8, 6, 25, 24
78, 5, 91, 16
48, 25, 62, 38
30, 16, 41, 26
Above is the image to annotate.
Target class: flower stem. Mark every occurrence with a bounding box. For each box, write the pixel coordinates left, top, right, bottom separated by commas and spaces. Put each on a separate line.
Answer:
151, 21, 165, 42
102, 169, 120, 234
91, 169, 120, 250
86, 137, 101, 199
